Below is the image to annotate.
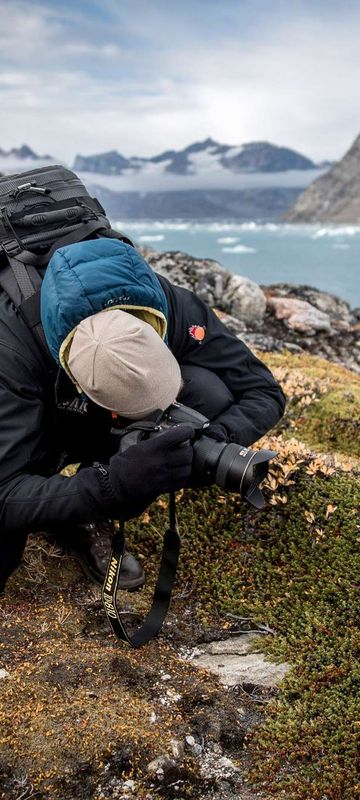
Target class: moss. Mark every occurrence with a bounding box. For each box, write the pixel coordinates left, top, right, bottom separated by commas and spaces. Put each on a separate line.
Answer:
296, 387, 360, 457
261, 351, 360, 457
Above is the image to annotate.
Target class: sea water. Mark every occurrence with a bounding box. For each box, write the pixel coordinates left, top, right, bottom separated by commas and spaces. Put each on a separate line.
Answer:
112, 221, 360, 308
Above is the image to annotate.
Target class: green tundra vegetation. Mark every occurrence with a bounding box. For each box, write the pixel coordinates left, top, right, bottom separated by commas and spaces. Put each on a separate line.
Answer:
0, 352, 358, 800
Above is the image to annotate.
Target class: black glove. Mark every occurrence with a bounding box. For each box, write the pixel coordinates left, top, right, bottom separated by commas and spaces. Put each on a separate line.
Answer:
202, 423, 229, 443
106, 424, 194, 519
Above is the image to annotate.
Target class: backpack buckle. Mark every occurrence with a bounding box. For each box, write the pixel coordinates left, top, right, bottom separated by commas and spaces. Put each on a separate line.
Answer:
2, 238, 22, 258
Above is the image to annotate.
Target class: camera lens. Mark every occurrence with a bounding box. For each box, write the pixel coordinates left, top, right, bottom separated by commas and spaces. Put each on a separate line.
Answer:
193, 439, 252, 491
215, 443, 249, 492
193, 437, 276, 508
192, 437, 228, 482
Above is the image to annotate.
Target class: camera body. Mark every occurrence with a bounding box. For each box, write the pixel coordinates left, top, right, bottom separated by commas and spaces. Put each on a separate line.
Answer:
113, 402, 276, 509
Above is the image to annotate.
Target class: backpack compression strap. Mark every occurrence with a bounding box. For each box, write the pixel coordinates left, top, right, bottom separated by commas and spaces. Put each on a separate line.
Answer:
102, 492, 180, 648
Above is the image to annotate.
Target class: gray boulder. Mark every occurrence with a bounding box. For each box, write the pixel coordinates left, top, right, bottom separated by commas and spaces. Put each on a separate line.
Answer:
222, 273, 266, 325
143, 249, 266, 326
267, 296, 331, 334
264, 283, 354, 324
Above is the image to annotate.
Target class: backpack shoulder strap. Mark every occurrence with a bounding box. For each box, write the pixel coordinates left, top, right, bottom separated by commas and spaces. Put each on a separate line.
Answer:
100, 227, 134, 247
20, 291, 55, 371
0, 253, 54, 370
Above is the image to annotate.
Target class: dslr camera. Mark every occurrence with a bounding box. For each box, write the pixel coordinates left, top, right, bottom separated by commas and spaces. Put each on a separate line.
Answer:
115, 401, 276, 509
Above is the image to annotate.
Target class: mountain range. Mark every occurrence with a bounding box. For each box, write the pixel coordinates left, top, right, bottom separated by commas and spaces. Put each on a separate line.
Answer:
0, 144, 52, 161
0, 138, 325, 177
73, 137, 321, 176
0, 138, 331, 221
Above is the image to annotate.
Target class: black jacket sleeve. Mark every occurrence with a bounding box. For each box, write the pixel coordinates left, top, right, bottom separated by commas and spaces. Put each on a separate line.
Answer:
0, 344, 118, 537
159, 277, 286, 446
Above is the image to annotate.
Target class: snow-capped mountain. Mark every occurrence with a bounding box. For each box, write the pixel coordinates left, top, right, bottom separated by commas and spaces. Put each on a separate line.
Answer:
73, 137, 317, 176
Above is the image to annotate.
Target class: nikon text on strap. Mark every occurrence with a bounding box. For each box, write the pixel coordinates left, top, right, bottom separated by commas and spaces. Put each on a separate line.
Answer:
102, 492, 180, 648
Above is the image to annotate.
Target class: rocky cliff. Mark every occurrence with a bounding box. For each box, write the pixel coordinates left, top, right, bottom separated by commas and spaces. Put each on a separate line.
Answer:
286, 133, 360, 222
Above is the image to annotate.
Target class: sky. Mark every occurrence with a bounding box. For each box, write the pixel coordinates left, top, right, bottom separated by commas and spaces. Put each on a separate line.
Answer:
0, 0, 359, 164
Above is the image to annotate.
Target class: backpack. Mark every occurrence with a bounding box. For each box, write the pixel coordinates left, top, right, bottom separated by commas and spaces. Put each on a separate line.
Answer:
0, 165, 133, 366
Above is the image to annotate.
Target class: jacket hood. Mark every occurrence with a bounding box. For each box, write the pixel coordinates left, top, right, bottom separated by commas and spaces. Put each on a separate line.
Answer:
40, 237, 168, 382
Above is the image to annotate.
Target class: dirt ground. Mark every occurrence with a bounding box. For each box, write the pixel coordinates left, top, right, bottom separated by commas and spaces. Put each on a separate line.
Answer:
0, 530, 267, 800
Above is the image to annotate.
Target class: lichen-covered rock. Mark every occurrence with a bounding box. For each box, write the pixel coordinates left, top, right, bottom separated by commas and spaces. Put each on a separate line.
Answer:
142, 249, 266, 326
264, 282, 354, 324
267, 296, 331, 333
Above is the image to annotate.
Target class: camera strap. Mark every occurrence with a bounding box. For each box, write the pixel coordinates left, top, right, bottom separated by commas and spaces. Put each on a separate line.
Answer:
101, 491, 180, 647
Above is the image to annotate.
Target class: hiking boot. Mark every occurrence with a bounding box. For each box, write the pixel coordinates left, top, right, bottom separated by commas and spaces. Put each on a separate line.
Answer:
50, 521, 145, 590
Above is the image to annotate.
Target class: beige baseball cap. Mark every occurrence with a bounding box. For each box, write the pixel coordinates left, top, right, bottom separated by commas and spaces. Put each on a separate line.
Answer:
68, 308, 182, 419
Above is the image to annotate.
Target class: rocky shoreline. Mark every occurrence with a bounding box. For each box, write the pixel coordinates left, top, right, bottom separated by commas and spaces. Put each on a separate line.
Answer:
140, 247, 360, 374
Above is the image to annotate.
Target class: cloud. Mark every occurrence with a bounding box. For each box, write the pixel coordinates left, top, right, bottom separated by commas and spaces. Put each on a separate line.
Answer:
0, 0, 359, 162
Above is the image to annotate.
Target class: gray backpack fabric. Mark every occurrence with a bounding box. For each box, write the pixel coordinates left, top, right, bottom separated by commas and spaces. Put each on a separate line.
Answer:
0, 165, 132, 364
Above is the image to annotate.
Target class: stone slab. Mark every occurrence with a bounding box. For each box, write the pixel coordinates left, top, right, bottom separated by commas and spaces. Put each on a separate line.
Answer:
191, 634, 290, 688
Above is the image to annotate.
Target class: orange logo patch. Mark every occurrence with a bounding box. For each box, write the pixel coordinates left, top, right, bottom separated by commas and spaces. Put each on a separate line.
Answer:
189, 324, 206, 342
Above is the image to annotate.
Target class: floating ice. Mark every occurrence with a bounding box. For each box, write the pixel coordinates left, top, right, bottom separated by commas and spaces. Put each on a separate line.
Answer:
222, 244, 256, 254
312, 226, 360, 239
137, 234, 165, 242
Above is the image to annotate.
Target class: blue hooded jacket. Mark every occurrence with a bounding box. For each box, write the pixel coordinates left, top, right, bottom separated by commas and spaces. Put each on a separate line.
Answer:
40, 237, 168, 379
